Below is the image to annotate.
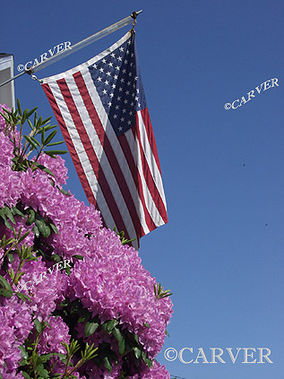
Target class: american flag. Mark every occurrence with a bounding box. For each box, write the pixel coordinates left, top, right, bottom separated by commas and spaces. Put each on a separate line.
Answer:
41, 32, 168, 247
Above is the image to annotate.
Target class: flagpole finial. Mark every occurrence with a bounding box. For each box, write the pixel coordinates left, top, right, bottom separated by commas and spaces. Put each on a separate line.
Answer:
130, 10, 142, 33
130, 10, 143, 19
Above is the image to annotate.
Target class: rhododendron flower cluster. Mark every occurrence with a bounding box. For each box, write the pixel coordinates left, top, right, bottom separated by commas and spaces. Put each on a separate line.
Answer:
0, 297, 32, 377
0, 103, 172, 378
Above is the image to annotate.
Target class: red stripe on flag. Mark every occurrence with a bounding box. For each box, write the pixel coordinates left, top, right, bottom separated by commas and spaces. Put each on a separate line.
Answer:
140, 108, 162, 175
134, 113, 168, 224
56, 78, 128, 237
118, 132, 156, 234
41, 82, 97, 208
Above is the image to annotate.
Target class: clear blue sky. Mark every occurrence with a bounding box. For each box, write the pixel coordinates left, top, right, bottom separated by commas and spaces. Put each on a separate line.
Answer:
2, 1, 284, 378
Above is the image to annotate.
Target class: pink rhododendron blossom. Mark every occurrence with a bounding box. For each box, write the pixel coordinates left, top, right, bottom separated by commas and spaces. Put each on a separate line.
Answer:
37, 153, 68, 186
0, 131, 14, 168
10, 256, 67, 319
0, 297, 32, 374
37, 315, 71, 355
0, 103, 173, 378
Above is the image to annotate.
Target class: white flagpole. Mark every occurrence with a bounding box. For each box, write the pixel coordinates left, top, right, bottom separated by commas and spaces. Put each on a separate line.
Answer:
0, 10, 142, 88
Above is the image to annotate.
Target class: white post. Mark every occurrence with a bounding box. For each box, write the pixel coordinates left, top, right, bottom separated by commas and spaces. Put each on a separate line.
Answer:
0, 54, 15, 108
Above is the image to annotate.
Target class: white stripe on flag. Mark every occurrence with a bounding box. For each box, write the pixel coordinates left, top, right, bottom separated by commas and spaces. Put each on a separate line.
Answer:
48, 81, 116, 230
137, 111, 167, 209
126, 127, 165, 227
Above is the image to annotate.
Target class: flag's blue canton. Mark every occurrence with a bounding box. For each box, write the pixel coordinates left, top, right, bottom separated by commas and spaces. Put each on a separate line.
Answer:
88, 35, 146, 136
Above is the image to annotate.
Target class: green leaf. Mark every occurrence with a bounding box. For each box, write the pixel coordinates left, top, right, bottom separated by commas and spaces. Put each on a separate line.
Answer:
51, 254, 61, 263
133, 347, 141, 359
16, 292, 32, 302
140, 351, 153, 368
42, 124, 57, 132
0, 275, 13, 291
84, 321, 99, 337
0, 208, 12, 229
144, 322, 150, 328
45, 150, 68, 156
46, 140, 64, 147
50, 223, 58, 234
103, 356, 112, 372
27, 107, 38, 118
7, 253, 14, 263
18, 230, 31, 244
22, 109, 28, 124
38, 116, 43, 128
39, 353, 52, 363
18, 357, 29, 366
59, 299, 69, 308
41, 127, 45, 144
27, 119, 34, 130
3, 206, 16, 224
102, 319, 119, 334
34, 318, 42, 333
112, 327, 125, 355
142, 351, 147, 362
32, 225, 40, 238
43, 130, 57, 146
42, 116, 52, 125
21, 372, 32, 379
35, 219, 51, 238
30, 136, 41, 147
58, 187, 71, 196
0, 288, 13, 298
133, 334, 139, 345
12, 206, 25, 218
78, 313, 91, 323
0, 111, 10, 124
19, 345, 28, 360
72, 254, 84, 260
17, 98, 22, 116
160, 292, 173, 298
26, 209, 36, 225
144, 357, 153, 368
24, 135, 39, 150
36, 364, 49, 378
34, 163, 55, 177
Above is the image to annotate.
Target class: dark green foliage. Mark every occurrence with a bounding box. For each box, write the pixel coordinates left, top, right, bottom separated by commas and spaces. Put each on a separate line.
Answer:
53, 298, 153, 377
0, 99, 67, 176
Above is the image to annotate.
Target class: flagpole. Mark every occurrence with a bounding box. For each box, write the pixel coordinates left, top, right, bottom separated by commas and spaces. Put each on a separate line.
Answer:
0, 10, 142, 88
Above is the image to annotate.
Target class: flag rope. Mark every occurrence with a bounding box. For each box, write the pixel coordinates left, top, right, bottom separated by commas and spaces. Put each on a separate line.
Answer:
0, 10, 143, 88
